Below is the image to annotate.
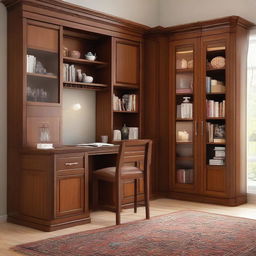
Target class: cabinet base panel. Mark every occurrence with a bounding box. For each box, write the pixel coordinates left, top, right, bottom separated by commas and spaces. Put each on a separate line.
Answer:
168, 192, 247, 206
8, 215, 91, 232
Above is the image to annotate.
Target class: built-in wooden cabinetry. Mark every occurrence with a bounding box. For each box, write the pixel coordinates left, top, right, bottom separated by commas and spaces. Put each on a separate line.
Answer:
4, 0, 146, 231
3, 0, 254, 231
145, 17, 253, 205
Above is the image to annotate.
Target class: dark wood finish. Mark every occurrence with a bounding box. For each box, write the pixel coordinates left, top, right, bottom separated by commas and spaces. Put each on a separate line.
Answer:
92, 140, 152, 225
5, 0, 145, 231
166, 18, 252, 205
113, 38, 140, 87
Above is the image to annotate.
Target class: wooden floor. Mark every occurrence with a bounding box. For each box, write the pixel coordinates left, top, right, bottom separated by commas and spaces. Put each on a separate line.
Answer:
1, 198, 256, 256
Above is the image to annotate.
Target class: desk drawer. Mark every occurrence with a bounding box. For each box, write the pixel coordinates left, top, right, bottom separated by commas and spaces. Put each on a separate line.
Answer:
56, 154, 84, 171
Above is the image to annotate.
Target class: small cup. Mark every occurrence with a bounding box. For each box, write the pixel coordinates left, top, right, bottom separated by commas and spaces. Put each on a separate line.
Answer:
101, 135, 108, 143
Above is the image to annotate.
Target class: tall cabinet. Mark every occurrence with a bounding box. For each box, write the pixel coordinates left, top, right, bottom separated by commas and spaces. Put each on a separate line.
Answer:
169, 17, 252, 205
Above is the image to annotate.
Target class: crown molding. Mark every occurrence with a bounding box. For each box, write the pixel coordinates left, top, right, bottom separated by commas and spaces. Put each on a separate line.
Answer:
2, 0, 149, 35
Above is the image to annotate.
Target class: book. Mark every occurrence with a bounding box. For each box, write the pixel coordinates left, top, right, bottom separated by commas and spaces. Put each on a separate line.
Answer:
113, 94, 137, 111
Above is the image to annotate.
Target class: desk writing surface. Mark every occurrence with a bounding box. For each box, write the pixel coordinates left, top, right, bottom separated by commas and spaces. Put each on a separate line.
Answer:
21, 145, 119, 155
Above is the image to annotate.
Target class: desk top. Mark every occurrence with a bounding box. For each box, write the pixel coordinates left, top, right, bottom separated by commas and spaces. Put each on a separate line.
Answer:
22, 145, 119, 155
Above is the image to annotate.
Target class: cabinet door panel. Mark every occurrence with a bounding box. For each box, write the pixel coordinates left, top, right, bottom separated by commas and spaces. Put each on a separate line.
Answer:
27, 23, 59, 52
169, 38, 201, 194
56, 173, 85, 217
201, 34, 230, 197
113, 38, 140, 87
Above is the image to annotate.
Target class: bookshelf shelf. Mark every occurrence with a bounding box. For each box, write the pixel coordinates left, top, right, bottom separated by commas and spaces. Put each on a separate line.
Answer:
63, 57, 108, 67
176, 68, 193, 73
206, 117, 225, 120
206, 67, 225, 72
63, 81, 108, 90
113, 111, 139, 114
27, 72, 58, 79
176, 118, 193, 121
207, 142, 226, 145
176, 141, 193, 144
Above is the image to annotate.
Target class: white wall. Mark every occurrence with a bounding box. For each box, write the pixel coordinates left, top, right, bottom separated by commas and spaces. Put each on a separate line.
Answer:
159, 0, 256, 27
63, 89, 96, 145
63, 0, 159, 27
0, 2, 7, 219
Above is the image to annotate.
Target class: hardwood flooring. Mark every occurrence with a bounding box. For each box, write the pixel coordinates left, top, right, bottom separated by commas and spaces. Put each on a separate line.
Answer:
1, 198, 256, 256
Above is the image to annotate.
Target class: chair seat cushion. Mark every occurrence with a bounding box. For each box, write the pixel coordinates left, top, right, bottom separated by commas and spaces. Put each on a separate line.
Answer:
94, 166, 143, 181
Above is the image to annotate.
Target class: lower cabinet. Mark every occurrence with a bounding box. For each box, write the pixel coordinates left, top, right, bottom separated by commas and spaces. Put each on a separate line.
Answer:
17, 152, 91, 231
55, 153, 89, 218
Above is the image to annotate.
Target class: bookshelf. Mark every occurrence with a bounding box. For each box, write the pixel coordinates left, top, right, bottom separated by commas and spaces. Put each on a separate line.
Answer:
168, 19, 251, 205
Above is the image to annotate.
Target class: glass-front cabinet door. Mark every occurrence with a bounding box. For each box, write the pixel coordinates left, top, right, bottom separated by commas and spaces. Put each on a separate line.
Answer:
201, 34, 229, 197
170, 38, 200, 192
26, 22, 60, 104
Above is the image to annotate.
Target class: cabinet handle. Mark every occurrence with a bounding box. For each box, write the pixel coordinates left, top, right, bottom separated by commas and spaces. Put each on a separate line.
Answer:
194, 121, 198, 136
65, 162, 79, 166
201, 121, 204, 136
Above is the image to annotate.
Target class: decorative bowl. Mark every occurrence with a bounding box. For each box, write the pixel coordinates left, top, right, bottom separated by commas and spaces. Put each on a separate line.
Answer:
70, 50, 81, 59
83, 76, 93, 83
85, 52, 96, 61
211, 56, 225, 69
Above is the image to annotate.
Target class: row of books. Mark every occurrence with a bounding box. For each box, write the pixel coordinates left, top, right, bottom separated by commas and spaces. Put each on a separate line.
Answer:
207, 123, 225, 143
113, 94, 137, 112
206, 100, 225, 118
27, 55, 37, 73
63, 64, 76, 82
209, 146, 225, 165
177, 169, 193, 184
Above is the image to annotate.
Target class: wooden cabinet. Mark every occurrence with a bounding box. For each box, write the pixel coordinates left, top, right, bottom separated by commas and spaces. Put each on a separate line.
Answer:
113, 38, 140, 88
5, 0, 146, 231
56, 153, 89, 218
168, 18, 252, 205
17, 152, 90, 231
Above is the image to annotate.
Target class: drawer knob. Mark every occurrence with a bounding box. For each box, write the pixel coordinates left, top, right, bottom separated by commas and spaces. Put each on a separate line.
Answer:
65, 162, 79, 166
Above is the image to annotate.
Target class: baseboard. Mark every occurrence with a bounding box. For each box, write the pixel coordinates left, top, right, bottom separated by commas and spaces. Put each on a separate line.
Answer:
0, 215, 7, 222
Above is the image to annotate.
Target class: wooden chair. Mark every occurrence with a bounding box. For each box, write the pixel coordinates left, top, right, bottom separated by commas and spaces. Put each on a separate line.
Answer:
92, 139, 152, 225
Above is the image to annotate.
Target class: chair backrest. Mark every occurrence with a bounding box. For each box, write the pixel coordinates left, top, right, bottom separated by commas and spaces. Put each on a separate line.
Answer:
115, 139, 152, 179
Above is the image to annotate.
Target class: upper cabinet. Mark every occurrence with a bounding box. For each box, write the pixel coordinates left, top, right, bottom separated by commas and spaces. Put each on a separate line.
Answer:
26, 21, 61, 104
113, 38, 141, 88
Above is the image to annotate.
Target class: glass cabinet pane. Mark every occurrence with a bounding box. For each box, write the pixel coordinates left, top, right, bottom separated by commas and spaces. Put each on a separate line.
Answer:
26, 23, 60, 104
175, 45, 195, 185
205, 44, 226, 166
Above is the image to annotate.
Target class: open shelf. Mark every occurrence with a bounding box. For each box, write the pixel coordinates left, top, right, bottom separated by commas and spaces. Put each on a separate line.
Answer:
206, 117, 225, 120
63, 57, 108, 67
63, 81, 108, 90
176, 141, 193, 144
27, 72, 58, 79
206, 67, 225, 72
207, 142, 226, 145
176, 68, 193, 73
176, 118, 193, 121
113, 111, 139, 114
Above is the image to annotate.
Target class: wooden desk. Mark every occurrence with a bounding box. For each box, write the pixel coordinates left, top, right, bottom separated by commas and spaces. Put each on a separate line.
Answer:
9, 146, 119, 231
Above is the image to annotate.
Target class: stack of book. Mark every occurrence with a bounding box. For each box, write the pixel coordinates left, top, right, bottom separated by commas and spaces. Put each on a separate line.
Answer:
209, 146, 225, 165
113, 94, 137, 111
207, 123, 225, 143
63, 64, 76, 82
177, 169, 193, 184
27, 55, 36, 73
206, 100, 225, 118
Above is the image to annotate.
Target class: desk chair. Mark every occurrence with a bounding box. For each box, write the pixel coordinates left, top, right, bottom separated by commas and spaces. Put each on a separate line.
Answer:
92, 139, 152, 225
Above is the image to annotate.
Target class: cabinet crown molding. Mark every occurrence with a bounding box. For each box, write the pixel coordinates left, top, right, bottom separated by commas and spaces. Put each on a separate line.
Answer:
2, 0, 149, 35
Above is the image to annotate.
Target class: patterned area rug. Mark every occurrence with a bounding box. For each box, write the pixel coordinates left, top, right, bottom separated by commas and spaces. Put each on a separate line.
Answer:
13, 211, 256, 256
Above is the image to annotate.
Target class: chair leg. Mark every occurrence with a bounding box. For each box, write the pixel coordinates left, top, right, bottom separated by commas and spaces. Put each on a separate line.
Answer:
134, 179, 137, 213
116, 182, 121, 225
92, 176, 99, 210
144, 175, 150, 220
